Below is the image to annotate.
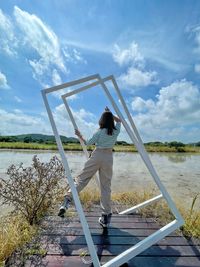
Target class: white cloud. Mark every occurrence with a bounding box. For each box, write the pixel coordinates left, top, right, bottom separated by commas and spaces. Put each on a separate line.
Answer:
189, 25, 200, 73
0, 9, 17, 56
13, 109, 23, 113
113, 42, 158, 88
194, 63, 200, 73
51, 69, 77, 100
119, 67, 158, 87
0, 109, 50, 135
14, 96, 22, 103
131, 79, 200, 142
0, 106, 99, 139
75, 108, 96, 121
62, 47, 72, 61
132, 97, 155, 112
0, 7, 87, 89
62, 46, 87, 64
73, 48, 87, 64
29, 60, 48, 77
113, 42, 144, 67
14, 6, 67, 82
192, 26, 200, 53
52, 69, 62, 86
54, 104, 98, 137
0, 71, 9, 89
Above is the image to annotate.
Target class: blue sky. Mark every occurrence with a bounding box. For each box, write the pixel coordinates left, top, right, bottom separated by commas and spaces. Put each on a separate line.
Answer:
0, 0, 200, 142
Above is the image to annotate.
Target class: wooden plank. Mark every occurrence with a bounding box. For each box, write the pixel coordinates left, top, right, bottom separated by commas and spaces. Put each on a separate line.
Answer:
45, 221, 160, 228
25, 255, 200, 267
43, 243, 200, 256
48, 221, 161, 229
40, 235, 200, 246
41, 227, 181, 237
126, 256, 200, 267
56, 211, 142, 217
44, 215, 156, 223
24, 211, 200, 267
81, 212, 141, 217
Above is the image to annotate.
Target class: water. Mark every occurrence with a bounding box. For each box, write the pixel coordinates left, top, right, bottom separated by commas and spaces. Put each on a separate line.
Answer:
0, 149, 199, 214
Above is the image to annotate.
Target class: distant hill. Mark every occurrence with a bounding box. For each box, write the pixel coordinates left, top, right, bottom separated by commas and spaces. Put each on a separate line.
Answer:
0, 134, 79, 144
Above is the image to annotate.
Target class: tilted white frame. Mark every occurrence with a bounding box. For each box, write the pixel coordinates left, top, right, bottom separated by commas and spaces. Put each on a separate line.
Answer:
41, 74, 184, 267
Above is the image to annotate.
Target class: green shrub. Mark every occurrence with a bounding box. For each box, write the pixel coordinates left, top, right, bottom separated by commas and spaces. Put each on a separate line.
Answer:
168, 141, 186, 147
176, 147, 186, 152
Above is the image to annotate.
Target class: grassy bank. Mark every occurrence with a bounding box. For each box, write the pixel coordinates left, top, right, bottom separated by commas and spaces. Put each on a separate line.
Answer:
0, 141, 200, 153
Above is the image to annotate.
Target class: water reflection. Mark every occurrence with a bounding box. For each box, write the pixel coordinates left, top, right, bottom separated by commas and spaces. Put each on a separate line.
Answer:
167, 154, 189, 163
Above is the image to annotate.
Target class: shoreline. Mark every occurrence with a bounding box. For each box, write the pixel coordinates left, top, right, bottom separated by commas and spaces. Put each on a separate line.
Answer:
0, 142, 200, 153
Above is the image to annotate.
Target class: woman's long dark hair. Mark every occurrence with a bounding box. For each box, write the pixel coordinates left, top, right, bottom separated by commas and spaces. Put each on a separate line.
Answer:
99, 111, 116, 135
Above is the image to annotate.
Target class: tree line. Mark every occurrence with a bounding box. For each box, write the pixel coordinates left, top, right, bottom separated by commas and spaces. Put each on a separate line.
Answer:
0, 134, 79, 144
0, 134, 199, 147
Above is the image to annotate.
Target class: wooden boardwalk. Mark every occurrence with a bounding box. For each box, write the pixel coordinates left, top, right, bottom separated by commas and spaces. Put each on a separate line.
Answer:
25, 209, 200, 267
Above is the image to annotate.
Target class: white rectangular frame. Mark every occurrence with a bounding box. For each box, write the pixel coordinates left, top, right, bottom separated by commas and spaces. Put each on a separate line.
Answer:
41, 74, 184, 267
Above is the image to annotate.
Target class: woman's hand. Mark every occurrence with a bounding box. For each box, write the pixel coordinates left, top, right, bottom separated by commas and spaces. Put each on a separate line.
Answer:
75, 129, 82, 138
113, 115, 121, 122
105, 106, 121, 122
75, 129, 86, 144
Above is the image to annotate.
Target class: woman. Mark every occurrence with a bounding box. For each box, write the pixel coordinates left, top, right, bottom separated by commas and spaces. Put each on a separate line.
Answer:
58, 107, 121, 228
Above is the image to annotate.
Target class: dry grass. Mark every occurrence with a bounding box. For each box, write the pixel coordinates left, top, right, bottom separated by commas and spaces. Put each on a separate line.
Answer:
79, 189, 100, 209
112, 189, 173, 222
0, 215, 37, 266
79, 188, 200, 238
179, 194, 200, 238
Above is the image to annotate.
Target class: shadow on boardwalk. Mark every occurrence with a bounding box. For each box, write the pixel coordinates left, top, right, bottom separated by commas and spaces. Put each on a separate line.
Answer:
5, 211, 200, 267
59, 226, 183, 267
